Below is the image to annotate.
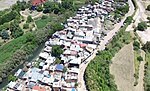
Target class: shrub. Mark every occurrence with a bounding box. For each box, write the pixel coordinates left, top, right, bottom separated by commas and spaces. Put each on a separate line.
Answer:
23, 23, 29, 29
137, 22, 147, 31
137, 56, 143, 61
147, 5, 150, 11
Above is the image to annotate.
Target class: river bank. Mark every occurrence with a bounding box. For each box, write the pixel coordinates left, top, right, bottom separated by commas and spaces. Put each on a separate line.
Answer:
0, 43, 45, 89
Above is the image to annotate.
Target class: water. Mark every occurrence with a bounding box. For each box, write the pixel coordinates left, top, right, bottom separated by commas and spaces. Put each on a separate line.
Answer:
0, 43, 45, 89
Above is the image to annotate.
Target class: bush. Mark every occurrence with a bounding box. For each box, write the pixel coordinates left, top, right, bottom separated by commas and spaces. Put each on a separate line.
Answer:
51, 45, 63, 57
41, 15, 48, 19
26, 15, 33, 23
137, 22, 147, 31
36, 5, 43, 12
137, 56, 143, 61
125, 16, 133, 24
23, 23, 29, 29
142, 42, 150, 52
147, 5, 150, 11
133, 41, 140, 50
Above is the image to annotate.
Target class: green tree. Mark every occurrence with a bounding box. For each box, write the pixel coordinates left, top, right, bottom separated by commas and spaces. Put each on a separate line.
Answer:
23, 23, 29, 29
147, 17, 150, 22
137, 56, 143, 61
147, 5, 150, 11
51, 23, 64, 32
137, 22, 147, 31
8, 74, 17, 82
51, 45, 63, 57
125, 16, 133, 24
142, 42, 150, 52
54, 58, 61, 64
61, 0, 73, 9
0, 30, 9, 40
36, 5, 43, 12
26, 15, 33, 23
133, 41, 140, 50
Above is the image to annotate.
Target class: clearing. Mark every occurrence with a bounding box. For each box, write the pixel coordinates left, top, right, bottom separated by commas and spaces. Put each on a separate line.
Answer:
110, 43, 135, 91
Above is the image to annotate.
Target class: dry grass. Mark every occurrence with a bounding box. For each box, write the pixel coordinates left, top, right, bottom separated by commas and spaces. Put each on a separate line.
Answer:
110, 43, 135, 91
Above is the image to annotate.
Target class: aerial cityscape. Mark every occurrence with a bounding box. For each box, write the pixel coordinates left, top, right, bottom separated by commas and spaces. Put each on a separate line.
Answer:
0, 0, 149, 91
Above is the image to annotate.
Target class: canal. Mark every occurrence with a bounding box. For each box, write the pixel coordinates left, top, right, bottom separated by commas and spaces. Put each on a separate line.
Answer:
0, 43, 45, 89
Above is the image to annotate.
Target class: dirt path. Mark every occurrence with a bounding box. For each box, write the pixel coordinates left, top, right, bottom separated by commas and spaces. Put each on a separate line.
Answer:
110, 43, 135, 91
134, 50, 145, 91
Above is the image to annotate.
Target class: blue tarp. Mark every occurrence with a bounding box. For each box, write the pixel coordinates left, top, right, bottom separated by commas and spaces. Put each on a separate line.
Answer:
72, 88, 76, 91
55, 64, 64, 71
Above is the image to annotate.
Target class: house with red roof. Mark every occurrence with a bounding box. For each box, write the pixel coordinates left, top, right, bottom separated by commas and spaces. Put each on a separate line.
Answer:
32, 86, 46, 91
31, 0, 47, 6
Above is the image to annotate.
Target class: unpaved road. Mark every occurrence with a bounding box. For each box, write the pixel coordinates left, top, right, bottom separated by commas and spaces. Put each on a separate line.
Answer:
110, 43, 135, 91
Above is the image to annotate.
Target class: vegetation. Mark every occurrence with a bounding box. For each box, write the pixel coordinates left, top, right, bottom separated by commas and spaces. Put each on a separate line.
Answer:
8, 75, 17, 82
144, 52, 150, 91
0, 30, 9, 40
133, 41, 140, 50
146, 5, 150, 11
143, 42, 150, 53
0, 10, 19, 25
137, 56, 143, 61
23, 23, 29, 29
137, 22, 147, 31
26, 16, 33, 23
85, 22, 132, 91
52, 45, 63, 57
125, 16, 133, 24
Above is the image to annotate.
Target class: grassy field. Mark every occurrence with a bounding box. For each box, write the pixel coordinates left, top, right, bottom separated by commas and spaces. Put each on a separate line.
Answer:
35, 16, 52, 29
0, 34, 29, 63
110, 43, 135, 91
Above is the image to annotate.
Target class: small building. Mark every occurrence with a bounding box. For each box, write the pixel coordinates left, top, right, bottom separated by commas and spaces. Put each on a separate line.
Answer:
14, 69, 25, 78
7, 81, 24, 91
31, 0, 47, 6
32, 85, 46, 91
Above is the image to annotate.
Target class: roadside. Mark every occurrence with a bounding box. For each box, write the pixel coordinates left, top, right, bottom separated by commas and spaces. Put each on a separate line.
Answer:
134, 50, 145, 91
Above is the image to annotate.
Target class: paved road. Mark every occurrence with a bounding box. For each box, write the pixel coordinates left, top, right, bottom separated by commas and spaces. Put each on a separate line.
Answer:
126, 0, 148, 31
77, 0, 135, 91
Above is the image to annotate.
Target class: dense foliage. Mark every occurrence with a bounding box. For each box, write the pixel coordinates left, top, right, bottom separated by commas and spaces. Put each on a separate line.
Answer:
142, 42, 150, 53
125, 16, 133, 24
85, 23, 132, 91
137, 22, 147, 31
147, 5, 150, 11
0, 11, 19, 25
133, 41, 140, 50
52, 45, 63, 57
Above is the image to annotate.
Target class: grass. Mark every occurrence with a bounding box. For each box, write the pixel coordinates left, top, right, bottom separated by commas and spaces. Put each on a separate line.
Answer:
134, 50, 141, 86
144, 53, 150, 91
35, 17, 51, 29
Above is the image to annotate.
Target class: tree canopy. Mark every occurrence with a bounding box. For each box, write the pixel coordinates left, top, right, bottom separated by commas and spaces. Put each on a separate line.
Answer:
51, 45, 63, 57
137, 22, 147, 31
147, 5, 150, 11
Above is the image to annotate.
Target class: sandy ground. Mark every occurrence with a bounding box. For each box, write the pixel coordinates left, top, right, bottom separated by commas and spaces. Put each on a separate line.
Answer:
136, 27, 150, 44
110, 43, 135, 91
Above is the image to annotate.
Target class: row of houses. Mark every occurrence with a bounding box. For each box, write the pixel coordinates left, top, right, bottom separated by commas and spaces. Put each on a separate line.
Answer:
7, 0, 115, 91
